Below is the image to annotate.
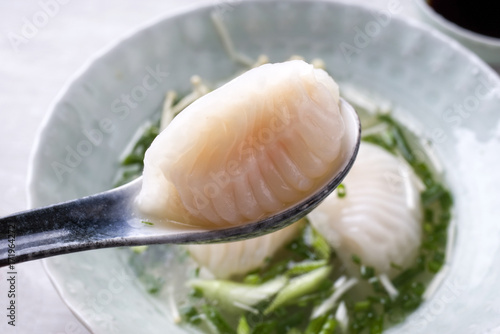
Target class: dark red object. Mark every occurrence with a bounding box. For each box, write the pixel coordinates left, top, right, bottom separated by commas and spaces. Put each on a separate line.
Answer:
428, 0, 500, 38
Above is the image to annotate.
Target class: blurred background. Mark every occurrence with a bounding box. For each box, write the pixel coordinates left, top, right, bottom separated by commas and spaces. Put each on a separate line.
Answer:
0, 0, 497, 333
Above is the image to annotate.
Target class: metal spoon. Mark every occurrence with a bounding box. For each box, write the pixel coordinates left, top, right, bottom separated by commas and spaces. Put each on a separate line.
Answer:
0, 99, 360, 267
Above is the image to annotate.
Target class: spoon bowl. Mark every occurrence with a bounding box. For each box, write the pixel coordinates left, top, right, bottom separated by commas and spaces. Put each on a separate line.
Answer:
0, 98, 360, 267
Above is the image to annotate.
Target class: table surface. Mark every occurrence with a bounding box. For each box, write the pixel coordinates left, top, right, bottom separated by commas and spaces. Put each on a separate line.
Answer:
0, 0, 492, 333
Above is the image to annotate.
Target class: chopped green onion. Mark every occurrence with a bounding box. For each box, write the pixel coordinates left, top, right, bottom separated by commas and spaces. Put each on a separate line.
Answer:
264, 266, 332, 315
311, 277, 358, 319
260, 260, 290, 282
354, 300, 371, 312
311, 227, 332, 260
287, 329, 302, 334
286, 260, 328, 277
337, 184, 346, 198
251, 321, 276, 334
237, 316, 250, 334
201, 304, 235, 334
189, 286, 203, 298
243, 274, 261, 285
130, 246, 148, 254
421, 184, 447, 206
288, 231, 318, 260
390, 262, 403, 271
319, 316, 337, 334
362, 132, 396, 152
369, 315, 384, 334
189, 276, 287, 313
423, 223, 434, 233
143, 275, 164, 295
392, 263, 425, 288
360, 265, 375, 279
180, 305, 202, 325
428, 260, 443, 273
390, 124, 415, 164
279, 309, 308, 329
305, 314, 328, 334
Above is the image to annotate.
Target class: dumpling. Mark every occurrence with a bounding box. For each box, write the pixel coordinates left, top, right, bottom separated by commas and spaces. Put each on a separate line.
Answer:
308, 143, 422, 277
186, 220, 303, 279
136, 60, 347, 228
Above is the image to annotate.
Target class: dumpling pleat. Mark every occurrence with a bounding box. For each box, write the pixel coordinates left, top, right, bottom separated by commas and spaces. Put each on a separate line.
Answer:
267, 142, 313, 192
309, 143, 423, 277
233, 173, 263, 221
138, 60, 344, 228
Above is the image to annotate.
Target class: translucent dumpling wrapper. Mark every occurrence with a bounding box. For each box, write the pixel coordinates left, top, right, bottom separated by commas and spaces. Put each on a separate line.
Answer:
308, 143, 422, 278
136, 60, 347, 228
186, 220, 304, 279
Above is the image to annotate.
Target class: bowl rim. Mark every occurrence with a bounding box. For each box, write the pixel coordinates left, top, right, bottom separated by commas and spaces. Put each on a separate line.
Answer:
42, 259, 94, 332
413, 0, 500, 47
28, 0, 500, 333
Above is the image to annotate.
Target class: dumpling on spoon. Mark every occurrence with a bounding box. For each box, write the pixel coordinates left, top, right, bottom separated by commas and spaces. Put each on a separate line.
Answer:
136, 60, 349, 228
308, 142, 422, 278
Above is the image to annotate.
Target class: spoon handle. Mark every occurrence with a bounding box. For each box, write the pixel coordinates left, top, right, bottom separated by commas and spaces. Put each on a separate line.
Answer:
0, 179, 141, 267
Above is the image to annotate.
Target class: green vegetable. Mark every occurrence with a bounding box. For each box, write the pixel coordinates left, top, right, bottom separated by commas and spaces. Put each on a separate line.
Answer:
390, 262, 403, 271
286, 260, 328, 277
390, 121, 415, 164
201, 304, 235, 334
287, 329, 302, 334
259, 260, 290, 282
188, 276, 287, 313
287, 228, 318, 260
360, 265, 375, 279
319, 316, 337, 334
251, 321, 276, 334
144, 275, 164, 295
286, 328, 302, 334
288, 224, 332, 261
180, 306, 202, 325
311, 227, 332, 260
243, 274, 261, 285
115, 123, 159, 186
311, 277, 358, 319
352, 254, 362, 265
305, 314, 329, 334
362, 132, 396, 152
130, 245, 148, 254
369, 315, 384, 334
337, 184, 347, 198
237, 316, 251, 334
354, 300, 371, 312
264, 266, 332, 315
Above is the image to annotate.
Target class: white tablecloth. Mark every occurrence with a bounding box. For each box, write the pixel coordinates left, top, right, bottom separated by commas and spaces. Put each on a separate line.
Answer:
0, 0, 477, 333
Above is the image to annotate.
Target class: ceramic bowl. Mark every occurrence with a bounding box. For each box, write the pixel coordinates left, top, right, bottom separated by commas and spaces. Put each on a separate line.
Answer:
29, 0, 500, 333
413, 0, 500, 67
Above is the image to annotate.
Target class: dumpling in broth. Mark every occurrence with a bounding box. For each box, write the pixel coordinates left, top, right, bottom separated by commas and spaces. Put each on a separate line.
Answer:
137, 60, 347, 228
308, 142, 422, 278
186, 220, 303, 279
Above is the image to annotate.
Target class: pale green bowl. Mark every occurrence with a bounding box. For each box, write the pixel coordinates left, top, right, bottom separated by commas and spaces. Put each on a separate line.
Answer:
29, 0, 500, 333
